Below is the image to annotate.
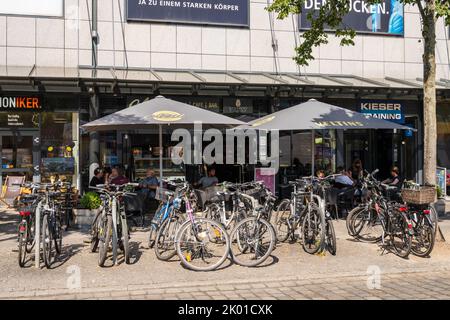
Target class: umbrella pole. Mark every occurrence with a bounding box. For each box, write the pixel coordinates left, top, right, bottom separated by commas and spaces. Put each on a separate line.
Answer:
159, 124, 163, 190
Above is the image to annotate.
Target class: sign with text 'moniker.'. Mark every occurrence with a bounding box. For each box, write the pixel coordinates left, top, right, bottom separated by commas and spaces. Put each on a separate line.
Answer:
126, 0, 249, 26
360, 100, 405, 124
300, 0, 404, 36
0, 96, 41, 110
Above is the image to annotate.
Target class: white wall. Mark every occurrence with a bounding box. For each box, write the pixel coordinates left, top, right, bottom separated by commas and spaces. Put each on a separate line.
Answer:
0, 0, 449, 80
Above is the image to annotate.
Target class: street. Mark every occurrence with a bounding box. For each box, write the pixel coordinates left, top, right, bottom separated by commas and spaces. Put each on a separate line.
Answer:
1, 208, 450, 300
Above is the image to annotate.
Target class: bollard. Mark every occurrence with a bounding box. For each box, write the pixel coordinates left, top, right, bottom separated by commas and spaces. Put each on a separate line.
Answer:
35, 203, 40, 269
111, 197, 118, 265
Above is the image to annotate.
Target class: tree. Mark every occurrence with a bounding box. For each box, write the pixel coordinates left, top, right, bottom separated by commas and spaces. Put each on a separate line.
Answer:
267, 0, 450, 186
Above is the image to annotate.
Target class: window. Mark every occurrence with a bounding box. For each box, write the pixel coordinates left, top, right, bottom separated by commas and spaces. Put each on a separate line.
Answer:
0, 0, 63, 17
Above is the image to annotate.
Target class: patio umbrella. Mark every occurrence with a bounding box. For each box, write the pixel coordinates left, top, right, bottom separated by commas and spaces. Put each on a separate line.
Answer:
82, 96, 245, 189
242, 99, 414, 179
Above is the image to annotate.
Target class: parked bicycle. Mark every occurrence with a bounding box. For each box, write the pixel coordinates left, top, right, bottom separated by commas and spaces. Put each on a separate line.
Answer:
153, 185, 186, 261
174, 183, 231, 271
204, 182, 258, 230
273, 177, 327, 255
346, 170, 413, 258
229, 185, 277, 267
16, 183, 40, 267
90, 183, 138, 266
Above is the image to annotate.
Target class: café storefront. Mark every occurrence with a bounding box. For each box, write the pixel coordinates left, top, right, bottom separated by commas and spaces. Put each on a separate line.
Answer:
78, 82, 426, 195
2, 69, 447, 196
0, 94, 80, 188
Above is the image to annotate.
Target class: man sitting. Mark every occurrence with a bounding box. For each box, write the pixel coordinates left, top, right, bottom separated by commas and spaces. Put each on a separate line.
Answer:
334, 167, 354, 189
139, 168, 159, 200
196, 167, 219, 189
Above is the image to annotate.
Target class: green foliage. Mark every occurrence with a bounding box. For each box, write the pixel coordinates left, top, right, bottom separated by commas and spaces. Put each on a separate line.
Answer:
80, 192, 102, 209
436, 185, 443, 198
267, 0, 450, 66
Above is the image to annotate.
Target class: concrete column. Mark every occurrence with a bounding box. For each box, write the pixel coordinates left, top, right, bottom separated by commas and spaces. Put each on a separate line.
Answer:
89, 93, 100, 181
336, 130, 344, 168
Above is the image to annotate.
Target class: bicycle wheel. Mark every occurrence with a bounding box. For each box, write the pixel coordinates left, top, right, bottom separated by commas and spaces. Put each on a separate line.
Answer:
325, 219, 337, 256
42, 214, 55, 268
346, 206, 365, 237
54, 214, 63, 255
175, 218, 230, 272
90, 211, 102, 253
353, 208, 383, 243
230, 217, 276, 267
390, 213, 412, 258
272, 199, 291, 243
98, 215, 112, 267
155, 215, 183, 261
411, 220, 435, 257
18, 221, 28, 268
26, 215, 36, 254
301, 202, 325, 254
120, 213, 130, 264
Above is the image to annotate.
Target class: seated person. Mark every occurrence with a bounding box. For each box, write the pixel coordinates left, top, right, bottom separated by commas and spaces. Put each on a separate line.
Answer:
196, 167, 219, 189
316, 170, 325, 179
89, 168, 104, 187
334, 167, 354, 189
382, 166, 401, 187
110, 167, 129, 185
139, 168, 159, 200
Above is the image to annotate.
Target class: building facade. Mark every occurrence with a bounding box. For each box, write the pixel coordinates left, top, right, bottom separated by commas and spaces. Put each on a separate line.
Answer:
0, 0, 449, 193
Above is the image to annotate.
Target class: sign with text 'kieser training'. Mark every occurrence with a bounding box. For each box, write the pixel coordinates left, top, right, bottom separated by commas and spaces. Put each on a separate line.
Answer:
300, 0, 404, 36
360, 100, 405, 124
126, 0, 249, 26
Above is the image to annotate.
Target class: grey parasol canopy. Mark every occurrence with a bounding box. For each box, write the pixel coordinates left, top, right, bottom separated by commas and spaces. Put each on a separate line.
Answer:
82, 96, 245, 189
245, 99, 413, 131
82, 95, 244, 132
242, 99, 414, 184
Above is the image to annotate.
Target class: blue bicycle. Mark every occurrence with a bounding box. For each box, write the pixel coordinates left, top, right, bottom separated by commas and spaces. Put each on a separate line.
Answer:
148, 186, 185, 261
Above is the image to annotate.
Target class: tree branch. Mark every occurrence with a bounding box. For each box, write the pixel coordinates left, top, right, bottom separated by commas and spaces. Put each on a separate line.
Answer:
416, 0, 426, 20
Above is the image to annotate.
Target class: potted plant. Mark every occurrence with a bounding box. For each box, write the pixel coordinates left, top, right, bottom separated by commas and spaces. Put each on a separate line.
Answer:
72, 192, 102, 229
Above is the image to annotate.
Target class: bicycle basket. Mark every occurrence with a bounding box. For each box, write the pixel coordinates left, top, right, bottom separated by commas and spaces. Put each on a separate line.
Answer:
401, 186, 436, 205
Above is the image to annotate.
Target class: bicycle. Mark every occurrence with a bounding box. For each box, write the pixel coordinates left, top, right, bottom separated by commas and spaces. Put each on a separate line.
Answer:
272, 177, 326, 255
16, 183, 40, 267
204, 182, 255, 230
229, 186, 277, 267
153, 186, 186, 261
90, 183, 138, 266
402, 204, 435, 257
38, 183, 65, 268
346, 172, 413, 258
175, 183, 231, 271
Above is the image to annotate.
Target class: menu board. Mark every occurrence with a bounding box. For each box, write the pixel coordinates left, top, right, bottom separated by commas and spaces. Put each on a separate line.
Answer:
41, 157, 75, 174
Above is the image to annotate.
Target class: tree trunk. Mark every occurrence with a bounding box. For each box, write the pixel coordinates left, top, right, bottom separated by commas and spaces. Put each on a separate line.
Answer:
422, 1, 437, 186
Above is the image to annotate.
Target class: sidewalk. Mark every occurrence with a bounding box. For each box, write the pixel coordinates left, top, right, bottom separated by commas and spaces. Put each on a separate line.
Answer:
1, 206, 450, 300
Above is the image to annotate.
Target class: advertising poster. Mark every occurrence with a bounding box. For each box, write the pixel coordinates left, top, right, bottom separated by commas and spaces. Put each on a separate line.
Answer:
300, 0, 404, 36
127, 0, 249, 26
255, 168, 276, 194
436, 167, 447, 198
